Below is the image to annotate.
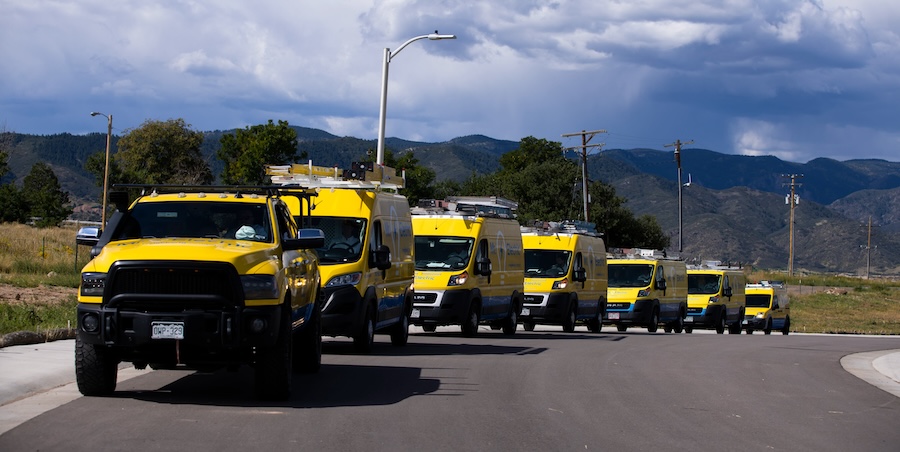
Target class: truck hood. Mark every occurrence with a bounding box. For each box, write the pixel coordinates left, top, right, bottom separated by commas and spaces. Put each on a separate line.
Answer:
84, 238, 281, 274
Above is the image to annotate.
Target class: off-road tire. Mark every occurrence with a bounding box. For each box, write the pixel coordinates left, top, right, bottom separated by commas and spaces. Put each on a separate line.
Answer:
75, 335, 118, 396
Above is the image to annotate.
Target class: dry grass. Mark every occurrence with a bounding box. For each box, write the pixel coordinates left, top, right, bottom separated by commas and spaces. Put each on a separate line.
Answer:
0, 222, 90, 287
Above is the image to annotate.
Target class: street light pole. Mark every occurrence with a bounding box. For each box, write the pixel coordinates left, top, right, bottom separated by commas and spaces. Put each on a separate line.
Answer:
665, 139, 693, 253
376, 31, 456, 166
90, 112, 112, 227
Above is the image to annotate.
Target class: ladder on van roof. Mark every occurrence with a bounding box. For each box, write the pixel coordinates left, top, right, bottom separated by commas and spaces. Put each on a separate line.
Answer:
412, 196, 518, 219
265, 160, 405, 191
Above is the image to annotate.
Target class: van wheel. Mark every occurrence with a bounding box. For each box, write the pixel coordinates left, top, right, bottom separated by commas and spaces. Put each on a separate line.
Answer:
746, 328, 754, 335
587, 314, 602, 333
670, 312, 684, 334
647, 308, 659, 333
562, 303, 576, 333
764, 318, 772, 335
293, 300, 322, 374
616, 324, 628, 332
715, 314, 726, 334
390, 305, 410, 346
462, 302, 480, 337
502, 305, 517, 335
75, 335, 119, 396
684, 327, 693, 333
782, 317, 790, 335
523, 321, 535, 331
353, 303, 375, 353
422, 324, 437, 333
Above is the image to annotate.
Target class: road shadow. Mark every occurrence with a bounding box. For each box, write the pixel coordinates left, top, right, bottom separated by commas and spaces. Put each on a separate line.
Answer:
114, 363, 442, 408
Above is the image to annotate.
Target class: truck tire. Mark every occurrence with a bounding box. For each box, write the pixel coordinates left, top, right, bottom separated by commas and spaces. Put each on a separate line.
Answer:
255, 305, 293, 400
293, 300, 322, 374
75, 335, 118, 396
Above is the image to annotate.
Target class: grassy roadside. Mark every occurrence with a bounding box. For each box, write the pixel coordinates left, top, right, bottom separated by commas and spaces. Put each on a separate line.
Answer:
0, 223, 898, 343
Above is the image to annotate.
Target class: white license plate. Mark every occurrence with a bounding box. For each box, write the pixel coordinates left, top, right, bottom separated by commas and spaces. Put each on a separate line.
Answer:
521, 307, 530, 316
411, 308, 420, 319
151, 321, 184, 340
608, 312, 620, 320
685, 316, 694, 322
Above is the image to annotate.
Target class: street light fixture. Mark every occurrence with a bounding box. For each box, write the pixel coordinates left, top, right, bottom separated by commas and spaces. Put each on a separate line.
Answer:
376, 31, 456, 166
90, 112, 112, 227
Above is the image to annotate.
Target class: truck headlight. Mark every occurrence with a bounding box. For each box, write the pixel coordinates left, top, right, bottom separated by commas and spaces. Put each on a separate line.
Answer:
325, 272, 362, 288
80, 272, 107, 297
241, 275, 279, 299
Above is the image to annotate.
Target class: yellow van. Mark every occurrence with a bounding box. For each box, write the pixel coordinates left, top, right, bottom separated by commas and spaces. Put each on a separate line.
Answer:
605, 250, 687, 333
685, 266, 746, 334
744, 280, 791, 335
269, 162, 414, 352
411, 197, 525, 336
520, 221, 607, 333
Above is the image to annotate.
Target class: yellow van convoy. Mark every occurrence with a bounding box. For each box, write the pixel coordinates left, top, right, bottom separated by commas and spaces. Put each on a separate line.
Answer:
744, 280, 791, 335
411, 197, 525, 337
520, 221, 607, 333
605, 249, 687, 333
269, 161, 414, 352
685, 265, 746, 334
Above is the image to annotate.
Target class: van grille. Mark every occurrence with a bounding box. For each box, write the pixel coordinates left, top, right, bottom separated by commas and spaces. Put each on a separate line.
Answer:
607, 302, 631, 310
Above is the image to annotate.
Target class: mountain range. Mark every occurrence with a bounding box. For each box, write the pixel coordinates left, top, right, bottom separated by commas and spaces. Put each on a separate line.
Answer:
2, 127, 898, 276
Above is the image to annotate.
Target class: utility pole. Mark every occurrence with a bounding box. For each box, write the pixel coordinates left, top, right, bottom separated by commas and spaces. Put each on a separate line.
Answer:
782, 174, 804, 276
664, 139, 693, 253
562, 129, 607, 222
860, 216, 879, 279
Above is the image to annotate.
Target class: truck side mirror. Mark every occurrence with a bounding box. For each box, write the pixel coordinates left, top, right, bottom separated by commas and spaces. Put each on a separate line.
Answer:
76, 227, 101, 247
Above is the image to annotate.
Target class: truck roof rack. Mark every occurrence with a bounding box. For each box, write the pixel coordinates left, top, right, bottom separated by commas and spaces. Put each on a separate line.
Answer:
112, 184, 316, 198
266, 160, 405, 191
412, 196, 518, 219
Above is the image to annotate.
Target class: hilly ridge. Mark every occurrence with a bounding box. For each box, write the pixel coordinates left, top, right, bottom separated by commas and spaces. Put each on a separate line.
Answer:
2, 127, 898, 276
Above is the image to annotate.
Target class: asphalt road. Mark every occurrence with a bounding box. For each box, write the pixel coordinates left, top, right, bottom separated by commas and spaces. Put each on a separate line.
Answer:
2, 327, 900, 451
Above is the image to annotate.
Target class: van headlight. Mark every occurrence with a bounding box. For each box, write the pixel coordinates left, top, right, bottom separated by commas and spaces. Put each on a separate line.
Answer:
80, 272, 107, 297
637, 289, 650, 297
242, 275, 279, 299
325, 272, 362, 288
448, 271, 468, 286
552, 278, 568, 289
756, 313, 765, 319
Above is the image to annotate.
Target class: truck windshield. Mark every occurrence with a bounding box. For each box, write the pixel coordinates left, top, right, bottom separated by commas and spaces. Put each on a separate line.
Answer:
414, 236, 473, 270
302, 216, 366, 264
688, 274, 722, 294
608, 264, 654, 288
524, 250, 571, 277
117, 201, 272, 242
746, 294, 772, 308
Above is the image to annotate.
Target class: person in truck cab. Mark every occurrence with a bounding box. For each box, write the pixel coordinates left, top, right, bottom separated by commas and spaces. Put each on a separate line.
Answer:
229, 208, 268, 241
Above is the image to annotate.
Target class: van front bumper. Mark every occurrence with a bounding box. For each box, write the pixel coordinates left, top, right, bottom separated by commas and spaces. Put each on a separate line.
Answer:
411, 289, 472, 327
603, 299, 654, 324
321, 285, 365, 337
520, 293, 569, 324
685, 305, 725, 328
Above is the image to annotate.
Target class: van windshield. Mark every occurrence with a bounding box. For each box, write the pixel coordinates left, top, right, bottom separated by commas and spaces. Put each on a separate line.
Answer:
746, 294, 772, 308
688, 274, 722, 294
525, 250, 571, 277
302, 216, 366, 264
608, 264, 654, 288
414, 236, 473, 270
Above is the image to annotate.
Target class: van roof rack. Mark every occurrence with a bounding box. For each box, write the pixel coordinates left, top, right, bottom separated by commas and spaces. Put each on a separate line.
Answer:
686, 260, 744, 270
607, 247, 681, 261
747, 280, 786, 288
266, 160, 405, 191
521, 220, 601, 236
412, 196, 518, 219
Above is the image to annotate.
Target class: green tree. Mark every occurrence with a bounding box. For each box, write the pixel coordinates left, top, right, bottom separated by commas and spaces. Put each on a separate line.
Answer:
218, 120, 301, 185
0, 184, 27, 223
22, 162, 72, 227
113, 119, 212, 185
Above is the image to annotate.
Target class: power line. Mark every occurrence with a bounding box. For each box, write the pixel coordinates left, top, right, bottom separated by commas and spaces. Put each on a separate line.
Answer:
562, 129, 607, 223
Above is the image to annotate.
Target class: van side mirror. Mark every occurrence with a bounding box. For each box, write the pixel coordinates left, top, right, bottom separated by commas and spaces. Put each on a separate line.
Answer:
574, 268, 587, 282
372, 245, 392, 271
723, 286, 733, 297
656, 279, 667, 291
475, 258, 492, 276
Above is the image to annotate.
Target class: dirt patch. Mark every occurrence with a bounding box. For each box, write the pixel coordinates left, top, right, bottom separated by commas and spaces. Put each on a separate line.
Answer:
0, 284, 77, 306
